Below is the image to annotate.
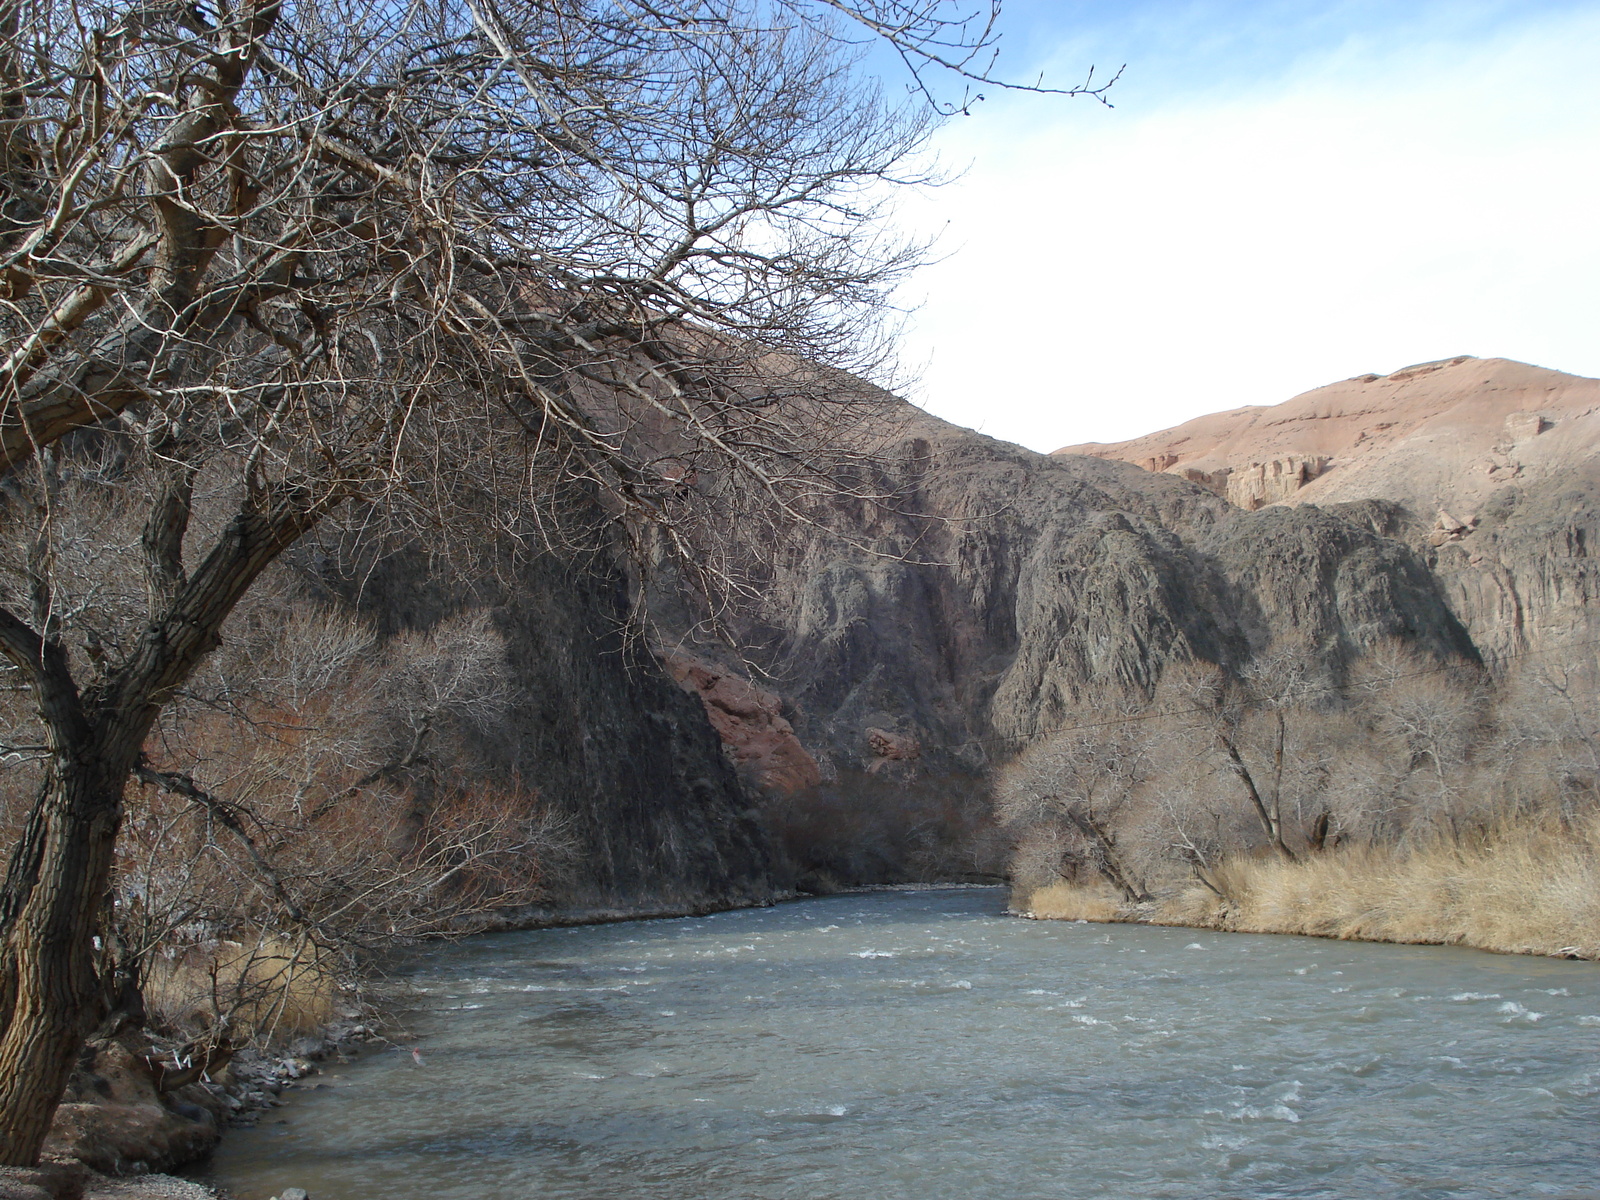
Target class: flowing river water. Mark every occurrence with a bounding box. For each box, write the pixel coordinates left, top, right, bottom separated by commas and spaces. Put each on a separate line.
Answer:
203, 888, 1600, 1200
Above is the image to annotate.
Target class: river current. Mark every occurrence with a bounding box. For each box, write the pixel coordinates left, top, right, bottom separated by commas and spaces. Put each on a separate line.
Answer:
204, 888, 1600, 1200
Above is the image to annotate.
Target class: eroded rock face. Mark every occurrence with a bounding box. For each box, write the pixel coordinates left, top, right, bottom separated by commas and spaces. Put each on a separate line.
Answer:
1052, 356, 1600, 667
658, 406, 1475, 784
663, 653, 821, 793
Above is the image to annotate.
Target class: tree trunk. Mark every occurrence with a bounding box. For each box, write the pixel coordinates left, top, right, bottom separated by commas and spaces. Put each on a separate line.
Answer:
1218, 733, 1297, 862
1068, 808, 1149, 904
0, 754, 127, 1165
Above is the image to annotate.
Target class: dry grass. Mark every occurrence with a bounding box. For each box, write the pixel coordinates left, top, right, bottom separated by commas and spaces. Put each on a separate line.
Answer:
144, 935, 339, 1044
1023, 815, 1600, 961
1144, 815, 1600, 959
1020, 881, 1127, 923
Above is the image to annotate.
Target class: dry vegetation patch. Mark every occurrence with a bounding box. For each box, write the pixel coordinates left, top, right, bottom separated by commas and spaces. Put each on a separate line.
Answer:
1021, 816, 1600, 961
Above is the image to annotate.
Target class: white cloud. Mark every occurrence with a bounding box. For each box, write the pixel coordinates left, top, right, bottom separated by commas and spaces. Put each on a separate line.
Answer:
892, 6, 1600, 451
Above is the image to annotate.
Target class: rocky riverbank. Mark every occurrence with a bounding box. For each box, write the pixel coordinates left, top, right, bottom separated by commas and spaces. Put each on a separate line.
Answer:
23, 1016, 381, 1191
0, 1163, 218, 1200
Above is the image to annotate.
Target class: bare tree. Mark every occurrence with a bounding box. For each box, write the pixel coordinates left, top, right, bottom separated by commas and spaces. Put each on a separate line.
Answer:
0, 0, 1113, 1162
1350, 641, 1487, 839
1157, 662, 1294, 860
1491, 659, 1600, 818
996, 714, 1152, 903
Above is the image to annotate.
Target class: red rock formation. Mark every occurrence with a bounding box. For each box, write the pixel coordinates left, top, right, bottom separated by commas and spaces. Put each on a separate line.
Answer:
662, 654, 821, 793
1055, 356, 1600, 519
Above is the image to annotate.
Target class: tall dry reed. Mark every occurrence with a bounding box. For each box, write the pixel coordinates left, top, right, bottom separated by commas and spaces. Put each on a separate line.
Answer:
1021, 814, 1600, 960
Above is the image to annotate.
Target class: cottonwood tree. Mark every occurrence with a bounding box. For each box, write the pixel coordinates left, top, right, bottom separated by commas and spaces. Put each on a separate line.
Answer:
1155, 652, 1341, 861
0, 0, 1113, 1162
1349, 642, 1488, 839
996, 713, 1152, 903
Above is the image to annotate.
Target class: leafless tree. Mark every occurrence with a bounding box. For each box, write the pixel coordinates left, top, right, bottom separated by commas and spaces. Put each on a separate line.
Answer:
1154, 656, 1327, 861
995, 713, 1152, 903
0, 0, 1115, 1162
1492, 658, 1600, 817
1348, 641, 1488, 839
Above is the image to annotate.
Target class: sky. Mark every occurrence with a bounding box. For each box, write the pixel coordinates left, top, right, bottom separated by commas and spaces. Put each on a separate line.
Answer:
880, 0, 1600, 452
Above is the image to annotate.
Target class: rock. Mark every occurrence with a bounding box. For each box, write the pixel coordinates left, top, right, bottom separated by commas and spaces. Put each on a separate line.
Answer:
44, 1039, 223, 1176
1222, 455, 1331, 509
1503, 410, 1548, 442
655, 399, 1477, 802
662, 654, 822, 793
1051, 355, 1600, 666
279, 1190, 310, 1200
286, 1037, 328, 1061
865, 728, 920, 762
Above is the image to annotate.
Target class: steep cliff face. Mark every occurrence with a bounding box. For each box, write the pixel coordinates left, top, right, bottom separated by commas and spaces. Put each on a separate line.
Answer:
661, 407, 1475, 791
312, 358, 1579, 903
1423, 467, 1600, 661
323, 540, 778, 913
1054, 357, 1600, 666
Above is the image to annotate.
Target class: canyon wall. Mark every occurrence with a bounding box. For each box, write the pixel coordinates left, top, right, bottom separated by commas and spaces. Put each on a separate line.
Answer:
295, 355, 1593, 903
311, 536, 780, 914
657, 404, 1477, 803
1055, 357, 1600, 665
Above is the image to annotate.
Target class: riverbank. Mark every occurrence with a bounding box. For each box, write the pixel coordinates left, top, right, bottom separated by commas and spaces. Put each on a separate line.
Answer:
0, 1162, 219, 1200
1018, 817, 1600, 960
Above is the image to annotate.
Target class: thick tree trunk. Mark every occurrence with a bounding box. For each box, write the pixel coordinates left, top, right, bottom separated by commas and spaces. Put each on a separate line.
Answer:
0, 754, 127, 1165
0, 488, 331, 1164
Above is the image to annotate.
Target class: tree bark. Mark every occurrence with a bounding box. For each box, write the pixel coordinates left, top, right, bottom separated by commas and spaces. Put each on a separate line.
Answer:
0, 749, 128, 1165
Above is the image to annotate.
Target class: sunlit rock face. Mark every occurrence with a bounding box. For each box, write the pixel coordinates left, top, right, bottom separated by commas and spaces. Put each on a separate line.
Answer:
1052, 356, 1600, 665
662, 652, 822, 794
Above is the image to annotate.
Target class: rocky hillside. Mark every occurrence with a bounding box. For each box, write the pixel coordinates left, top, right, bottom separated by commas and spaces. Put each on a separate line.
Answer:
1053, 356, 1599, 661
658, 401, 1477, 806
299, 354, 1592, 897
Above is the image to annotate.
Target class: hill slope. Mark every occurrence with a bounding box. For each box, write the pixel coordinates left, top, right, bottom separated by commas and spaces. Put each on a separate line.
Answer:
1052, 357, 1600, 660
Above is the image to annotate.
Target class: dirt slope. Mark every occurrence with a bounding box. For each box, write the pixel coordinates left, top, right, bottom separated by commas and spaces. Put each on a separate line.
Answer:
1054, 356, 1600, 524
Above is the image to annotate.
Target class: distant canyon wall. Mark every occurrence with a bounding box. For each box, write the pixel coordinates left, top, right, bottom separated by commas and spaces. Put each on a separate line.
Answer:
655, 404, 1478, 796
1055, 356, 1600, 667
323, 356, 1595, 906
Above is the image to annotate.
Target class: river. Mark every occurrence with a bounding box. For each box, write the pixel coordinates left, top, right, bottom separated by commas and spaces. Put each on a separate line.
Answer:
203, 887, 1600, 1200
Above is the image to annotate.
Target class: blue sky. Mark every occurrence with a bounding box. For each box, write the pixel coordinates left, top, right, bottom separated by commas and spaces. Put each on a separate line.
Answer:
884, 0, 1600, 450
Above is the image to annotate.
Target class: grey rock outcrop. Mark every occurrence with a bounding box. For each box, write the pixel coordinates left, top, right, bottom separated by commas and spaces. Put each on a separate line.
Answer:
1054, 356, 1600, 670
661, 406, 1475, 787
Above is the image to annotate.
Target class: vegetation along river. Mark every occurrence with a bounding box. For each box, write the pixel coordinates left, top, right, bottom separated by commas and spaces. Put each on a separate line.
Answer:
204, 888, 1600, 1200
